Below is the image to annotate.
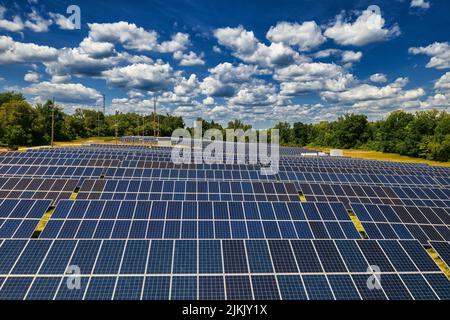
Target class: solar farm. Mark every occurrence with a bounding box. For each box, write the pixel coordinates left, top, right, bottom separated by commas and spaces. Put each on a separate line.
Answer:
0, 142, 450, 301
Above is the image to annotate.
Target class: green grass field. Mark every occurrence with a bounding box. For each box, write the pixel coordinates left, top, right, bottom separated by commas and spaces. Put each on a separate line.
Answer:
309, 146, 450, 167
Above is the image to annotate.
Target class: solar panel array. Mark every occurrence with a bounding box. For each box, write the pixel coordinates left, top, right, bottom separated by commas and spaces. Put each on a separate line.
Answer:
1, 239, 449, 300
0, 143, 449, 300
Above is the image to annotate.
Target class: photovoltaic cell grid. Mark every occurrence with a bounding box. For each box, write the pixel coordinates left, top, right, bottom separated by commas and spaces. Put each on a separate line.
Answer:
0, 239, 449, 300
77, 179, 301, 202
0, 144, 450, 300
0, 177, 78, 205
1, 149, 448, 187
0, 199, 51, 238
429, 242, 450, 270
39, 200, 360, 240
298, 183, 450, 209
351, 203, 450, 244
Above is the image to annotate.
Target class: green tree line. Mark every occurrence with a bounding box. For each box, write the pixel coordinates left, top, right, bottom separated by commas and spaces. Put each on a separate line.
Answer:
0, 92, 184, 149
273, 111, 450, 162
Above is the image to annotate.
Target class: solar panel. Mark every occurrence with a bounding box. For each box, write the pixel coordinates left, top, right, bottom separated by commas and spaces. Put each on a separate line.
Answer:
1, 143, 449, 301
430, 241, 450, 270
0, 199, 51, 238
351, 203, 450, 244
0, 238, 448, 300
39, 200, 360, 240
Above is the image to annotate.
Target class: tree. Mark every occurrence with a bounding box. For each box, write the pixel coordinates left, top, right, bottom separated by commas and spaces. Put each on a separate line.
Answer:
0, 100, 44, 148
0, 92, 25, 106
333, 113, 370, 149
274, 122, 294, 144
35, 100, 69, 143
293, 122, 309, 146
375, 110, 415, 154
227, 119, 252, 131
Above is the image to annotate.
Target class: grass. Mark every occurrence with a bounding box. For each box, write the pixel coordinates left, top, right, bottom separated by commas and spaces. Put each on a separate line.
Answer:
16, 137, 117, 151
426, 247, 450, 280
308, 146, 450, 167
34, 207, 55, 233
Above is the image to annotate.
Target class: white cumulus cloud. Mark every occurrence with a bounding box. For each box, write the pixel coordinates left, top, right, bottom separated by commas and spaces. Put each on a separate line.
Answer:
324, 7, 401, 46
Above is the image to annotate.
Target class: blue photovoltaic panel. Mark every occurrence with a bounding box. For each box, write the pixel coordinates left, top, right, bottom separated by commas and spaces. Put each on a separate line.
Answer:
42, 200, 361, 240
430, 241, 450, 269
0, 139, 450, 301
26, 277, 61, 300
251, 276, 280, 300
114, 277, 143, 300
142, 277, 170, 300
276, 275, 307, 300
302, 275, 334, 300
85, 277, 116, 300
327, 275, 360, 300
225, 276, 253, 300
223, 240, 248, 274
0, 277, 34, 300
199, 276, 225, 300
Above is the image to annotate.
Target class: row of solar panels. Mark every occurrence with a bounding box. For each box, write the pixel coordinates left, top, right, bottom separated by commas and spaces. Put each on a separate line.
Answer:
1, 165, 447, 187
299, 183, 450, 209
0, 239, 449, 300
352, 203, 450, 244
21, 146, 449, 171
1, 176, 449, 211
0, 157, 120, 167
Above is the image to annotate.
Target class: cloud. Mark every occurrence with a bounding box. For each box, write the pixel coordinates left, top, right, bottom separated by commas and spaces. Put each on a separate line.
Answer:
103, 61, 174, 92
24, 71, 40, 83
173, 51, 205, 66
88, 22, 159, 51
214, 25, 304, 68
434, 72, 450, 92
0, 6, 24, 32
266, 21, 326, 51
200, 76, 236, 97
410, 0, 431, 9
43, 37, 152, 80
0, 6, 52, 33
324, 7, 401, 46
173, 74, 200, 97
341, 50, 363, 63
274, 62, 354, 95
200, 62, 262, 97
229, 82, 277, 107
24, 8, 52, 32
23, 81, 102, 104
409, 42, 450, 69
313, 49, 362, 63
49, 13, 77, 30
88, 22, 191, 54
0, 36, 58, 64
319, 77, 426, 114
370, 73, 388, 83
157, 32, 190, 53
203, 97, 215, 105
321, 77, 410, 102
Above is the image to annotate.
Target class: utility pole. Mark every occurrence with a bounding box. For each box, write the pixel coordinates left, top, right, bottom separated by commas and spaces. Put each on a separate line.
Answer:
153, 94, 157, 138
51, 97, 55, 148
115, 110, 119, 145
102, 94, 106, 115
97, 102, 100, 138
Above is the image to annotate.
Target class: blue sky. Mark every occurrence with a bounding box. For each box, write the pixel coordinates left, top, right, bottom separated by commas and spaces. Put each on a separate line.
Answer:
0, 0, 449, 128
